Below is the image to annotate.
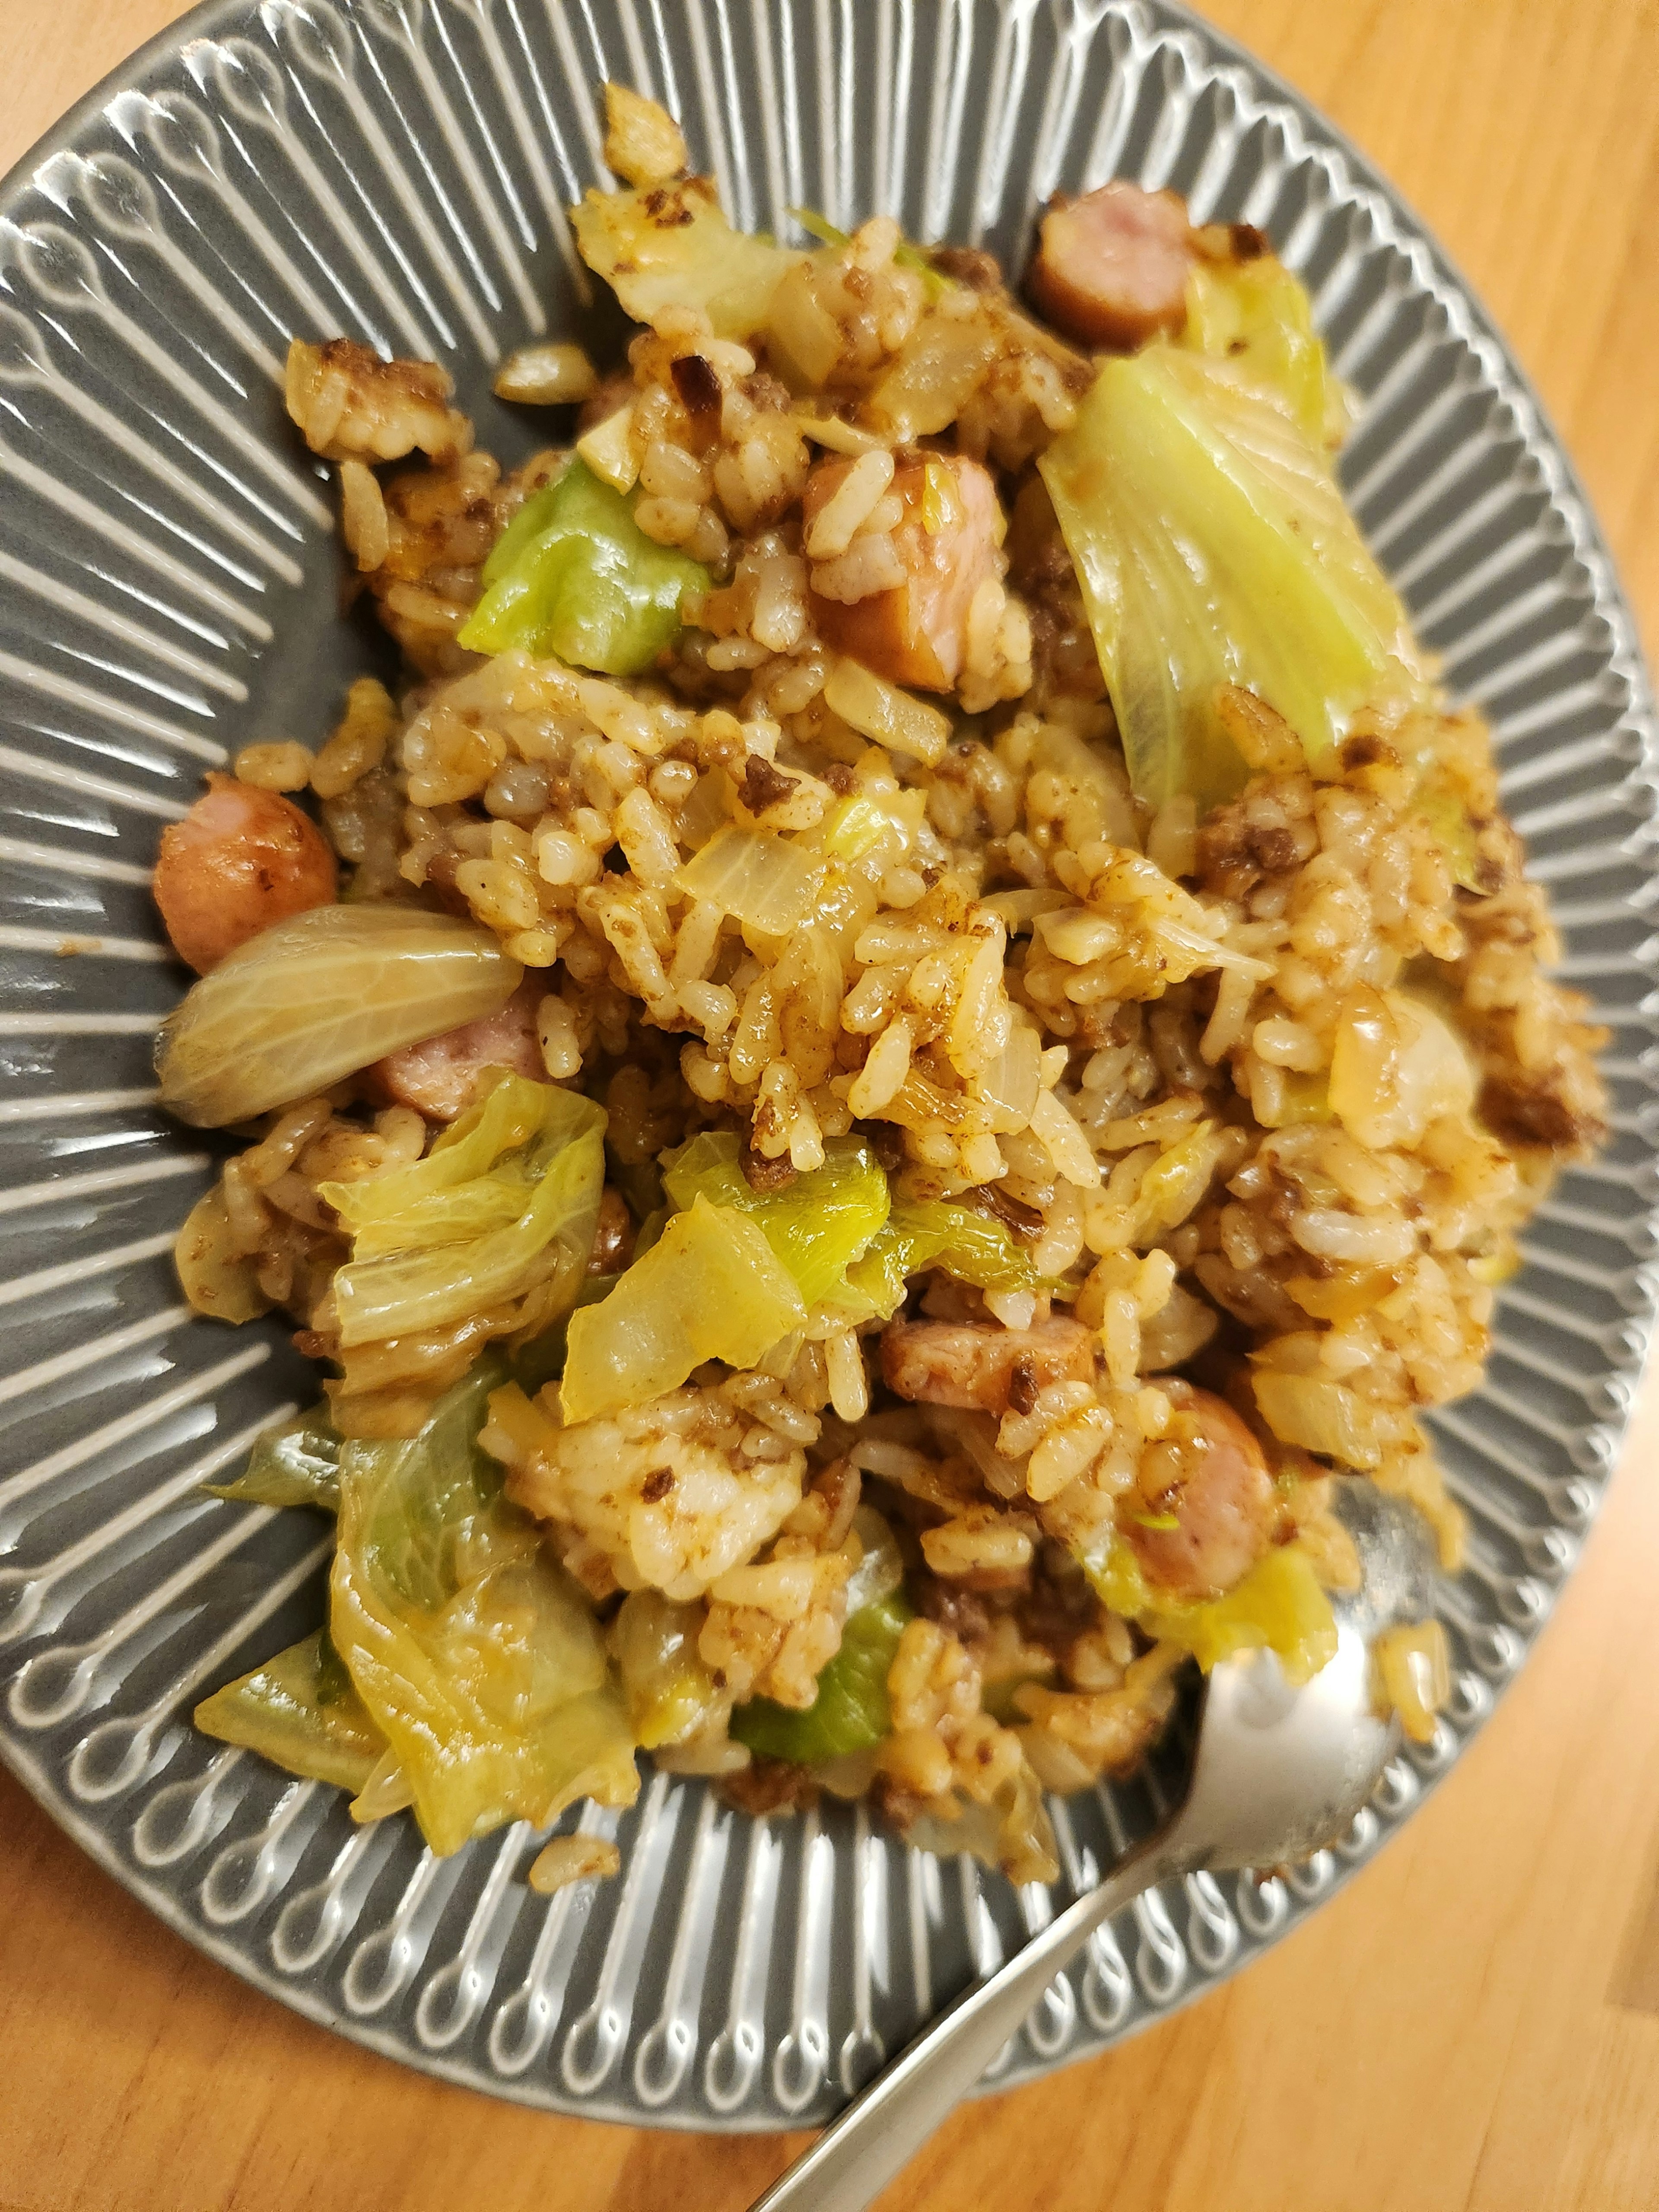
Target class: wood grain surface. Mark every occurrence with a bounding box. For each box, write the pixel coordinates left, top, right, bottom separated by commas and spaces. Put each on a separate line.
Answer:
3, 3, 1659, 2207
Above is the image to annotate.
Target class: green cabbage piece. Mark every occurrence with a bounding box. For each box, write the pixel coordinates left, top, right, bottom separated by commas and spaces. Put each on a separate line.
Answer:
661, 1131, 891, 1306
560, 1194, 807, 1424
838, 1198, 1049, 1321
195, 1628, 387, 1792
1082, 1534, 1337, 1687
456, 458, 708, 676
731, 1589, 913, 1763
329, 1357, 638, 1854
320, 1074, 606, 1351
207, 1404, 341, 1511
1182, 254, 1342, 449
1038, 345, 1424, 815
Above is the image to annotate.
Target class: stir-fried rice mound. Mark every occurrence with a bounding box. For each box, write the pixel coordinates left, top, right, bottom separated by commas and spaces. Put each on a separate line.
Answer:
171, 86, 1605, 1887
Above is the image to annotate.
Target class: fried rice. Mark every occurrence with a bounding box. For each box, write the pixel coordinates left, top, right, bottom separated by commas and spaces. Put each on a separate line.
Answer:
159, 85, 1606, 1888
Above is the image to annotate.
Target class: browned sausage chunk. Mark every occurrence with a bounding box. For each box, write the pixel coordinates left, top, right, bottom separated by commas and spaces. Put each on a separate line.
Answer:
1125, 1384, 1284, 1603
880, 1316, 1096, 1414
372, 979, 546, 1120
1027, 181, 1194, 350
804, 452, 1002, 693
588, 1186, 637, 1275
153, 773, 336, 974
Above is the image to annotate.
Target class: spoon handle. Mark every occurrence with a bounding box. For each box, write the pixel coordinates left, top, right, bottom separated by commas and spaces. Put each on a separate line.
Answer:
748, 1840, 1171, 2212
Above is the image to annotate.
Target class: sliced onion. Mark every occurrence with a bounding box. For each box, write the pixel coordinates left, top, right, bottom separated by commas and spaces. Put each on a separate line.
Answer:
675, 824, 825, 936
1328, 985, 1475, 1150
157, 905, 523, 1127
1251, 1370, 1382, 1469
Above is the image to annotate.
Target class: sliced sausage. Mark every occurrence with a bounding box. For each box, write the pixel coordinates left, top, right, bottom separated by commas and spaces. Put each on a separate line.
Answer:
804, 452, 1002, 693
1124, 1384, 1284, 1604
880, 1316, 1096, 1414
1027, 181, 1194, 350
153, 773, 336, 974
372, 978, 545, 1120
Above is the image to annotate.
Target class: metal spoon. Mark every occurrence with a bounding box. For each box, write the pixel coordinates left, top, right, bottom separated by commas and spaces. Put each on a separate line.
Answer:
749, 1482, 1435, 2212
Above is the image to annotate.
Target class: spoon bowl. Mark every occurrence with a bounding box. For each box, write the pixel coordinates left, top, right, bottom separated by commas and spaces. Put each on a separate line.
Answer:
749, 1483, 1438, 2212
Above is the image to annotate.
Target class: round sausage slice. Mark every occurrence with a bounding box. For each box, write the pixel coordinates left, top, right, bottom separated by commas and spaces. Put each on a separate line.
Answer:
371, 978, 546, 1120
1125, 1385, 1284, 1603
153, 773, 336, 974
880, 1316, 1096, 1414
1027, 181, 1194, 350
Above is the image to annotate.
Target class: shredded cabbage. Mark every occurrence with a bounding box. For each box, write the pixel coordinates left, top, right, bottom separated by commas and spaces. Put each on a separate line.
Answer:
560, 1194, 807, 1424
157, 905, 524, 1128
457, 458, 707, 676
208, 1405, 341, 1511
195, 1628, 387, 1793
320, 1074, 606, 1350
329, 1358, 639, 1854
572, 175, 803, 337
1083, 1535, 1337, 1686
661, 1131, 890, 1306
731, 1587, 912, 1763
1038, 345, 1423, 814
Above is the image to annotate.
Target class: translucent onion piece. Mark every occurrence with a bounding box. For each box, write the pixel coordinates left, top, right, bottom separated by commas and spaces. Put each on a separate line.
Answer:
1250, 1370, 1384, 1469
156, 905, 523, 1128
610, 1589, 725, 1750
675, 824, 825, 935
560, 1195, 807, 1424
1328, 985, 1476, 1151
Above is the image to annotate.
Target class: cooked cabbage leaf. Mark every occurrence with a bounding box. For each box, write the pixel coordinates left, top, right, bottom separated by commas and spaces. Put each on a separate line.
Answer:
207, 1403, 341, 1511
329, 1357, 638, 1854
195, 1628, 387, 1792
1082, 1534, 1337, 1687
457, 459, 707, 676
1038, 345, 1424, 814
320, 1074, 606, 1351
559, 1194, 806, 1424
1182, 253, 1344, 449
731, 1589, 912, 1763
661, 1131, 890, 1306
837, 1198, 1049, 1321
572, 174, 803, 337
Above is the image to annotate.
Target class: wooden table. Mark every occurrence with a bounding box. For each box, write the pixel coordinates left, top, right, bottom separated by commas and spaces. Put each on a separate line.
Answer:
4, 2, 1659, 2206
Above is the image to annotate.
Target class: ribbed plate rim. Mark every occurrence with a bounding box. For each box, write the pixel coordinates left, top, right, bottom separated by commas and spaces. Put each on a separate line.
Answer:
0, 0, 1652, 2129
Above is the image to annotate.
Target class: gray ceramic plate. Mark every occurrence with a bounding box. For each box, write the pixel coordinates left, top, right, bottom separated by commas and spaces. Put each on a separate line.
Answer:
0, 0, 1653, 2131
